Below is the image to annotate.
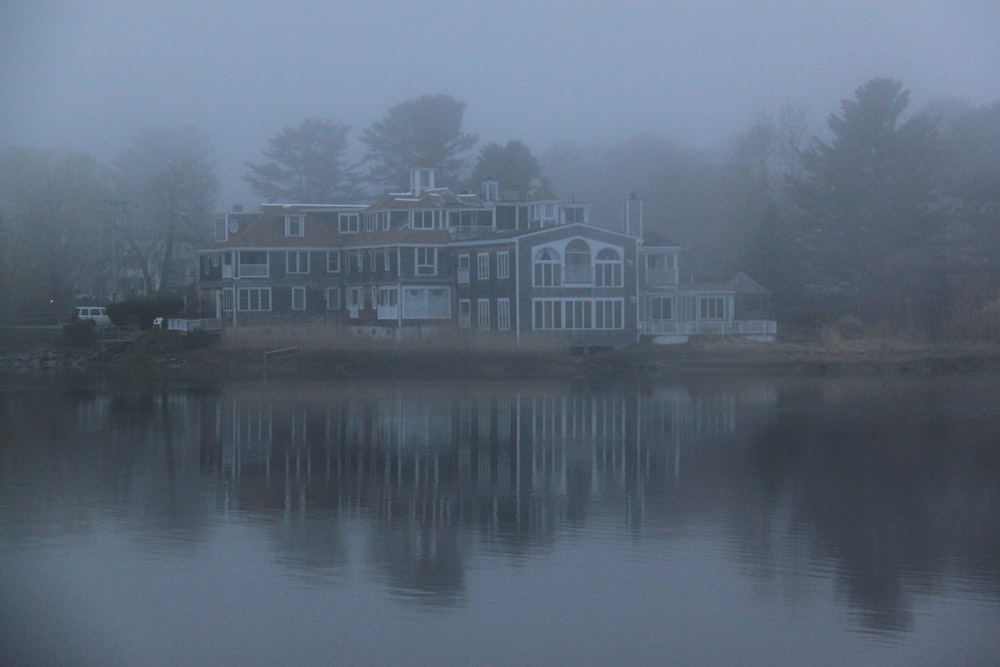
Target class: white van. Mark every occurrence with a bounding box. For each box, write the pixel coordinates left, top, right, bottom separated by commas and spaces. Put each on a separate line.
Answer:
75, 306, 112, 327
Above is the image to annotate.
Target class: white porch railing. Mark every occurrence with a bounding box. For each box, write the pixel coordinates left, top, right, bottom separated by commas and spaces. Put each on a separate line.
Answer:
167, 318, 222, 333
640, 320, 777, 336
450, 226, 494, 239
645, 268, 679, 285
237, 263, 268, 278
563, 265, 593, 284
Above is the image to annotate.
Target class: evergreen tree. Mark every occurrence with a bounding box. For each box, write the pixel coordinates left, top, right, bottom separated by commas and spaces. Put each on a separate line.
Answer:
360, 94, 477, 191
245, 119, 359, 203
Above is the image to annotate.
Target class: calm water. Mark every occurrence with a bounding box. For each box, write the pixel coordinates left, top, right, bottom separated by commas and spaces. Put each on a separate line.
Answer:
1, 374, 999, 666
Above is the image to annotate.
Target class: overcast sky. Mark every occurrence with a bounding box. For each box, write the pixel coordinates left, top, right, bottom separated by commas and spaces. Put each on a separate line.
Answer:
2, 0, 998, 207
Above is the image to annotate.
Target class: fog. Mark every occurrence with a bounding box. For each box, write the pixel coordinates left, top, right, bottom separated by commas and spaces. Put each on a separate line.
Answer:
3, 1, 998, 207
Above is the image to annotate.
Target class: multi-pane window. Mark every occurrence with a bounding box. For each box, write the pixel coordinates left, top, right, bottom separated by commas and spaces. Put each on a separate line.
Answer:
284, 215, 304, 237
497, 251, 510, 279
533, 248, 561, 286
458, 299, 471, 327
699, 296, 726, 319
532, 299, 623, 330
238, 287, 271, 311
594, 299, 623, 328
564, 299, 593, 329
215, 216, 228, 242
367, 249, 376, 272
326, 288, 340, 310
378, 287, 398, 307
412, 210, 435, 229
564, 206, 585, 223
477, 252, 490, 280
458, 254, 470, 283
347, 287, 363, 315
384, 248, 391, 271
365, 211, 388, 231
286, 251, 310, 274
339, 212, 359, 233
222, 288, 234, 312
291, 287, 306, 311
646, 296, 673, 319
402, 287, 451, 319
477, 298, 490, 330
415, 247, 437, 275
594, 248, 623, 287
497, 298, 511, 330
327, 251, 340, 273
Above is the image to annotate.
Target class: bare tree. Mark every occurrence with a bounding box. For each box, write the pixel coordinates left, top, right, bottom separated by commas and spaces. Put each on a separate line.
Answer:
114, 126, 219, 296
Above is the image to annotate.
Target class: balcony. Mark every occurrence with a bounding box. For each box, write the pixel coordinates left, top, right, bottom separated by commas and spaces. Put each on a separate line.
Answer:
645, 267, 678, 285
562, 265, 593, 284
237, 263, 268, 278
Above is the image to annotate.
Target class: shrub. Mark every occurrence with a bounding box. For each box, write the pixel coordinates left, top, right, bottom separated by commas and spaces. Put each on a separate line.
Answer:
106, 297, 184, 329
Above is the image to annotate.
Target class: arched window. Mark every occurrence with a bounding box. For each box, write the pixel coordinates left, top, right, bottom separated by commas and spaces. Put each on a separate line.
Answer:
564, 239, 592, 283
595, 247, 622, 287
533, 247, 561, 286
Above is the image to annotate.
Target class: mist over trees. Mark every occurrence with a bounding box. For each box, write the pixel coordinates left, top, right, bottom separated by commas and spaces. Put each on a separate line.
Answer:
1, 80, 999, 340
360, 94, 478, 191
244, 119, 360, 204
113, 126, 219, 296
469, 140, 541, 198
0, 147, 108, 314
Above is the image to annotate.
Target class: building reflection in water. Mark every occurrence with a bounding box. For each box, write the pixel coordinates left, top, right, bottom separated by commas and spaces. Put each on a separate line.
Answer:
198, 381, 777, 551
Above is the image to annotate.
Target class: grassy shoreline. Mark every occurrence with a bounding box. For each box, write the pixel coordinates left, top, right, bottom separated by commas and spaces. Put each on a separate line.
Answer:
4, 327, 1000, 380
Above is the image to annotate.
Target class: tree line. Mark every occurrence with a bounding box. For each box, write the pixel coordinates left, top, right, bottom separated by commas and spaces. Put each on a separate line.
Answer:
1, 81, 998, 339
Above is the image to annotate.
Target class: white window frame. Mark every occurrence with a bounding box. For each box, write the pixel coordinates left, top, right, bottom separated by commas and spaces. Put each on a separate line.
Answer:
497, 251, 510, 279
594, 248, 623, 287
402, 287, 451, 320
339, 212, 360, 234
238, 287, 271, 312
477, 298, 491, 330
291, 286, 306, 311
284, 215, 304, 237
533, 248, 561, 286
326, 251, 339, 273
497, 298, 511, 330
477, 252, 490, 280
286, 251, 310, 274
532, 298, 624, 330
699, 296, 727, 320
412, 210, 435, 229
458, 299, 471, 328
415, 247, 438, 276
326, 288, 340, 310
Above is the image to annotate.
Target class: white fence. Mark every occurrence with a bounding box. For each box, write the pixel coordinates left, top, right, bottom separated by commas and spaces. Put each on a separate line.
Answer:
167, 318, 222, 333
639, 319, 777, 337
